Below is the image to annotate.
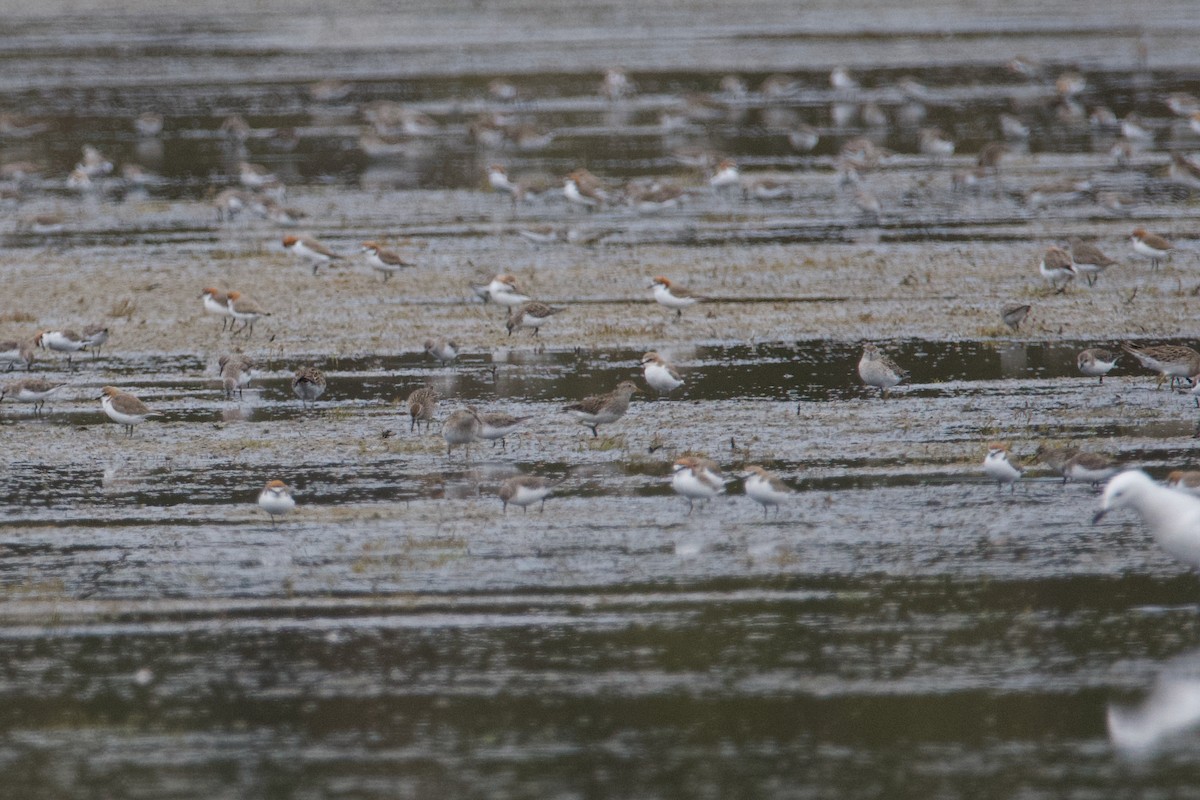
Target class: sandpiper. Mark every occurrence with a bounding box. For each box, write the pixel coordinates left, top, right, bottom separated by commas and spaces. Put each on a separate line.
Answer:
983, 443, 1023, 493
640, 351, 684, 395
283, 234, 343, 275
423, 338, 459, 364
218, 354, 254, 399
100, 386, 161, 436
0, 378, 62, 418
470, 407, 533, 451
1120, 343, 1200, 389
1001, 303, 1030, 332
1063, 451, 1121, 488
0, 338, 36, 371
1077, 348, 1118, 383
407, 386, 439, 432
1130, 228, 1173, 270
1035, 445, 1081, 481
257, 480, 295, 526
291, 366, 326, 407
442, 409, 481, 458
360, 241, 414, 281
564, 381, 639, 437
1068, 237, 1118, 286
650, 276, 706, 318
1039, 246, 1076, 293
858, 343, 908, 398
498, 475, 557, 513
740, 465, 791, 518
671, 456, 726, 514
506, 302, 565, 338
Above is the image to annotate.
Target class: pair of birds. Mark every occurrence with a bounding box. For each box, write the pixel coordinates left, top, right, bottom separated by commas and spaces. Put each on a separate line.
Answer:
983, 443, 1121, 492
406, 391, 532, 453
33, 326, 110, 365
200, 287, 270, 335
1038, 238, 1119, 292
283, 234, 419, 281
472, 273, 567, 338
219, 357, 325, 405
671, 457, 792, 517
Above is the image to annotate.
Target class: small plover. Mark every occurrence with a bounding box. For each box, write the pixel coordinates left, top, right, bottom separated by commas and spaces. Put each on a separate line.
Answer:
283, 234, 344, 275
218, 354, 254, 399
100, 386, 161, 436
563, 381, 639, 437
360, 241, 414, 281
81, 324, 109, 360
0, 378, 63, 418
1076, 348, 1118, 383
407, 386, 439, 432
291, 366, 326, 407
0, 338, 36, 371
1166, 470, 1200, 497
1130, 228, 1173, 270
671, 456, 726, 514
1120, 343, 1200, 389
226, 292, 270, 337
640, 351, 684, 395
201, 287, 235, 330
473, 274, 530, 307
1035, 445, 1081, 481
740, 465, 791, 518
498, 475, 557, 513
983, 443, 1023, 493
858, 343, 908, 398
36, 329, 88, 366
650, 276, 706, 318
257, 480, 295, 526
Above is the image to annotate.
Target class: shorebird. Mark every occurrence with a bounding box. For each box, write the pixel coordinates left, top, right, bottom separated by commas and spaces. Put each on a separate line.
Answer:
498, 475, 558, 513
99, 386, 161, 436
1121, 343, 1200, 389
1094, 471, 1200, 570
858, 343, 908, 398
563, 381, 639, 437
407, 386, 439, 433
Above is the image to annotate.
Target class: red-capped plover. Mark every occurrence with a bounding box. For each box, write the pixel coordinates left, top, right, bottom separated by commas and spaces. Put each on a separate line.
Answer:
1068, 238, 1118, 286
257, 480, 296, 526
473, 274, 530, 307
470, 407, 533, 451
201, 287, 234, 331
640, 351, 684, 395
1166, 470, 1200, 497
1077, 348, 1118, 383
983, 443, 1023, 493
650, 276, 706, 318
82, 324, 109, 360
0, 378, 63, 418
563, 170, 608, 210
1094, 471, 1200, 570
226, 292, 270, 337
1120, 343, 1200, 389
671, 456, 726, 514
1040, 246, 1076, 293
740, 465, 791, 518
360, 241, 414, 281
506, 302, 565, 338
283, 234, 344, 275
708, 159, 740, 192
858, 343, 908, 398
218, 354, 254, 399
423, 338, 459, 364
564, 380, 638, 437
291, 366, 326, 408
498, 475, 557, 513
407, 386, 439, 433
1130, 228, 1172, 270
100, 386, 161, 436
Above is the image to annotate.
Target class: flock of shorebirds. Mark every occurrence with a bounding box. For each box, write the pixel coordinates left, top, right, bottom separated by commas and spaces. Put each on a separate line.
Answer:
3, 61, 1200, 559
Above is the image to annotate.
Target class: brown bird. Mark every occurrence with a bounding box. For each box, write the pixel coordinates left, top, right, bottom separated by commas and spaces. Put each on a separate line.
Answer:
360, 240, 415, 281
1001, 303, 1030, 332
1121, 342, 1200, 389
291, 366, 326, 407
226, 291, 270, 337
1130, 228, 1173, 270
563, 380, 639, 437
218, 354, 254, 399
407, 386, 439, 433
506, 302, 566, 337
1068, 237, 1118, 286
99, 386, 162, 436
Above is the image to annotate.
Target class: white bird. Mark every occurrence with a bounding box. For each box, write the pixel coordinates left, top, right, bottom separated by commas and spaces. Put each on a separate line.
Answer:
1094, 470, 1200, 569
671, 456, 726, 514
740, 465, 791, 518
983, 443, 1023, 492
257, 480, 296, 526
640, 351, 684, 395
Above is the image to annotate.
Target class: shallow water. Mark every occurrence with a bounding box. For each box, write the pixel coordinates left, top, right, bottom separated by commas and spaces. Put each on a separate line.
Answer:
4, 0, 1200, 796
